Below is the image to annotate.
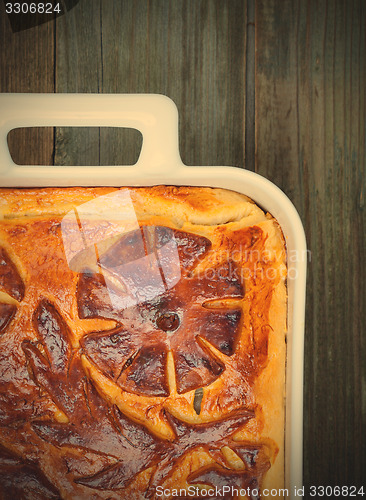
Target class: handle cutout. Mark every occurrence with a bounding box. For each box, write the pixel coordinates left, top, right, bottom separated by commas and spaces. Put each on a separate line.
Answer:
7, 127, 143, 166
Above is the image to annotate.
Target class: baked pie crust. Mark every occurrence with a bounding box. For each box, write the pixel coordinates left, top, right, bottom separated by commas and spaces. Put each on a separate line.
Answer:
0, 186, 287, 499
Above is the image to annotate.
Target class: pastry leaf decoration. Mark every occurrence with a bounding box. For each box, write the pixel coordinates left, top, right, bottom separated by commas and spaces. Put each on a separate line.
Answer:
77, 226, 244, 395
22, 298, 271, 497
0, 444, 61, 500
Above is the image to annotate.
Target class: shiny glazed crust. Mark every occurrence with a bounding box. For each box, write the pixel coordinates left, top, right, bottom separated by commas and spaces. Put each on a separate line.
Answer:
0, 186, 287, 499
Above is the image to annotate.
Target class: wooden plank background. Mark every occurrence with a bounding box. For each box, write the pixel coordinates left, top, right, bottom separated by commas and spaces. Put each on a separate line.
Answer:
1, 0, 365, 491
255, 0, 366, 488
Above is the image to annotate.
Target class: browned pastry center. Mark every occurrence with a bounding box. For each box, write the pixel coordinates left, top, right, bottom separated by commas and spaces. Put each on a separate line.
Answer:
156, 312, 180, 332
77, 225, 244, 395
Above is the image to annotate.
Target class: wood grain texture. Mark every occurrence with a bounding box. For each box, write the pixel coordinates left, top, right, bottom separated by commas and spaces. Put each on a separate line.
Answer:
0, 3, 54, 165
54, 0, 101, 165
53, 0, 247, 168
255, 0, 366, 487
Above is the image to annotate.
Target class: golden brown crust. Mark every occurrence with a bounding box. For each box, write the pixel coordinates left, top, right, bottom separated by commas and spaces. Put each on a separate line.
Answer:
0, 186, 286, 499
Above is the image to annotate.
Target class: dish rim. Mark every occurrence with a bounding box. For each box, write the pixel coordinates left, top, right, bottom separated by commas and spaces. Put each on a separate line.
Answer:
0, 93, 306, 498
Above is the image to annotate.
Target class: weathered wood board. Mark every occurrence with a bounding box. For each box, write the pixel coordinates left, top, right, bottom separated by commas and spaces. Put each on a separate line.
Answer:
0, 0, 365, 490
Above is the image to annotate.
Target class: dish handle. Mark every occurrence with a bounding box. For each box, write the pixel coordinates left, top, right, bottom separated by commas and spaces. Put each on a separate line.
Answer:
0, 93, 184, 184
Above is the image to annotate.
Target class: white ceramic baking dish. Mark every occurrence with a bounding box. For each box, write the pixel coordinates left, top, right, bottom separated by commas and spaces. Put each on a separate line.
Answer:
0, 93, 306, 498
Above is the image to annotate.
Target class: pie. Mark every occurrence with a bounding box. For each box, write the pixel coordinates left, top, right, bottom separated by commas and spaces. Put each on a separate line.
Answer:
0, 186, 287, 499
